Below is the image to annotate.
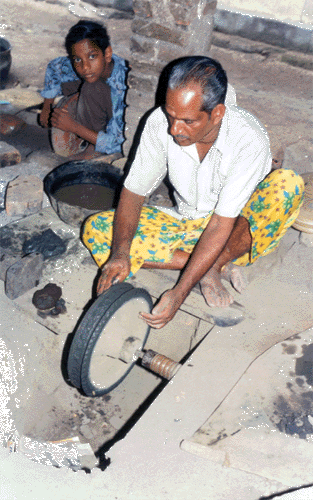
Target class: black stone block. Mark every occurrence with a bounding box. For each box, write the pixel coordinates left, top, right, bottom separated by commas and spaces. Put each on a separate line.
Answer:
5, 253, 44, 300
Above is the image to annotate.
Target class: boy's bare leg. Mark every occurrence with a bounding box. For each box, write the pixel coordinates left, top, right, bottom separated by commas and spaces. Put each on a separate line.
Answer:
200, 216, 251, 307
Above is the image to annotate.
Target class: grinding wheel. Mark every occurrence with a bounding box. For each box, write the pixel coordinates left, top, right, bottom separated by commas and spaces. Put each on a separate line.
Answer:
67, 282, 153, 397
293, 172, 313, 233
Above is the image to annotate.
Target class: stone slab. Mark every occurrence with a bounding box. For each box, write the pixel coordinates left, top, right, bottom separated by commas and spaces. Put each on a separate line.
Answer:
105, 265, 313, 500
0, 249, 20, 280
5, 253, 44, 300
283, 139, 313, 176
0, 87, 43, 110
0, 141, 21, 167
181, 328, 313, 487
0, 206, 79, 257
131, 268, 239, 325
214, 9, 313, 53
0, 159, 56, 209
5, 175, 43, 217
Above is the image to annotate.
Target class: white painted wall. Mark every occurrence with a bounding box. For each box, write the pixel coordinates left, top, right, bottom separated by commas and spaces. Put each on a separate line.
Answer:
217, 0, 313, 25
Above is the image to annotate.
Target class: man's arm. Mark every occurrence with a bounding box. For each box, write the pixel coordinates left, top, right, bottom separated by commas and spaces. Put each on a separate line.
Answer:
140, 213, 237, 328
97, 187, 145, 295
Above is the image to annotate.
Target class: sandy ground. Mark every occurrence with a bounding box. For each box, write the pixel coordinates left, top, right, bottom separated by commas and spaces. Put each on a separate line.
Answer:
1, 0, 312, 159
0, 1, 313, 498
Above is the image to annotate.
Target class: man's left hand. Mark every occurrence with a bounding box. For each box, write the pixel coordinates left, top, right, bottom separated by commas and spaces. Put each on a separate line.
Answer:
140, 289, 184, 329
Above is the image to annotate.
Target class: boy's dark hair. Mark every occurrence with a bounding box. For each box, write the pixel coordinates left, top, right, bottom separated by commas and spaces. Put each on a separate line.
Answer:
65, 20, 110, 57
167, 56, 228, 114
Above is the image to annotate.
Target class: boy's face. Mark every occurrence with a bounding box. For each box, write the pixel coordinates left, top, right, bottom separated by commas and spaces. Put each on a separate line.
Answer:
71, 39, 112, 83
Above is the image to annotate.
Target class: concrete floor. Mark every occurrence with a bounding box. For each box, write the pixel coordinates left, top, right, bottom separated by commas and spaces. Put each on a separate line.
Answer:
1, 1, 313, 498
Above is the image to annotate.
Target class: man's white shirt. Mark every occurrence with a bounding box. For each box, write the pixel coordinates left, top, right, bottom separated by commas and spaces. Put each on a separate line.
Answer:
124, 85, 272, 220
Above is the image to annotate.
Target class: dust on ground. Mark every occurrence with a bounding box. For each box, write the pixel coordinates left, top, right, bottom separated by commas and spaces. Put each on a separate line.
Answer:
1, 0, 313, 463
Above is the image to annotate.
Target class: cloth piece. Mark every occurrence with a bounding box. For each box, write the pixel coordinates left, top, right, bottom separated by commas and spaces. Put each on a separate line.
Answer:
61, 80, 81, 96
124, 104, 272, 220
76, 78, 112, 132
82, 169, 304, 277
40, 54, 127, 154
50, 94, 90, 157
52, 78, 113, 154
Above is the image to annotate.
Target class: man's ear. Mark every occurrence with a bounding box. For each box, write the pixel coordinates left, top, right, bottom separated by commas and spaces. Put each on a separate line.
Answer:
104, 45, 113, 63
211, 104, 225, 125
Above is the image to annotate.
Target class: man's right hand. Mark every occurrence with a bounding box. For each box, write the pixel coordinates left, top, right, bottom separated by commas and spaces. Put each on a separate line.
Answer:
97, 255, 131, 295
96, 187, 145, 296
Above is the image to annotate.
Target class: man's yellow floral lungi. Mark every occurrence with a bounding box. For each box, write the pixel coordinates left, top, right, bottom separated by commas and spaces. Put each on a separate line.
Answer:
82, 169, 304, 277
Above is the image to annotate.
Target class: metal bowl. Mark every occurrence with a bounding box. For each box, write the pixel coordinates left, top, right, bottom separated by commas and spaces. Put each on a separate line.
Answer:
44, 159, 123, 227
0, 37, 12, 86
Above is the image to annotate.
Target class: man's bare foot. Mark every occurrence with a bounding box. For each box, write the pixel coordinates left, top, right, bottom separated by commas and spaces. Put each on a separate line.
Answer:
200, 263, 248, 308
200, 267, 234, 308
220, 262, 248, 293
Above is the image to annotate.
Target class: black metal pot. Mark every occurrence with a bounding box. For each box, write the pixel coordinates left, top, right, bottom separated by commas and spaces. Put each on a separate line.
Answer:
44, 159, 123, 227
0, 37, 12, 87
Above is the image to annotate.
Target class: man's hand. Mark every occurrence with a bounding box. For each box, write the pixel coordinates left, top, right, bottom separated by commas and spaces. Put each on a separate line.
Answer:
97, 255, 131, 295
50, 107, 77, 133
140, 288, 184, 329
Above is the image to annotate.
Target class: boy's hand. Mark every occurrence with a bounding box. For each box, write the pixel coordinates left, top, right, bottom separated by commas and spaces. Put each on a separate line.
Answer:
39, 107, 50, 128
51, 108, 77, 133
39, 98, 54, 128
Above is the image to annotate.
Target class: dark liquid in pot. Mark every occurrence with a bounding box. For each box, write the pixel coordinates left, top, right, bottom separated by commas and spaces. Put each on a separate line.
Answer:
54, 184, 115, 211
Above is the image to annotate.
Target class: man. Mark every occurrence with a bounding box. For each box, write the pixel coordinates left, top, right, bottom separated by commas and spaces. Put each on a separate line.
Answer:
83, 56, 304, 328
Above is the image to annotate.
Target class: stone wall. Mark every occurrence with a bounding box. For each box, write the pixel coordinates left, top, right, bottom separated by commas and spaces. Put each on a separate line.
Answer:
129, 0, 217, 92
218, 0, 313, 25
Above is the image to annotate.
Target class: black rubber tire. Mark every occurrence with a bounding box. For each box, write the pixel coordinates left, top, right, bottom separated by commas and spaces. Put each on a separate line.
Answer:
81, 286, 153, 396
67, 282, 153, 397
67, 282, 134, 390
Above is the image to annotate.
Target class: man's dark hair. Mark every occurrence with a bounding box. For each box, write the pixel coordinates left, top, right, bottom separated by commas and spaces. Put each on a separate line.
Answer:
65, 20, 110, 58
167, 56, 228, 113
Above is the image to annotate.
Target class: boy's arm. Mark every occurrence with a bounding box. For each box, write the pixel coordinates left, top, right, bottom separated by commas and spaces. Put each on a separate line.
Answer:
39, 98, 54, 128
50, 107, 98, 144
95, 56, 128, 155
40, 56, 79, 128
40, 56, 78, 100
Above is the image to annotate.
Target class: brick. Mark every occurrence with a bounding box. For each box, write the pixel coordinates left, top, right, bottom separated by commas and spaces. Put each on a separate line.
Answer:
169, 2, 191, 26
131, 18, 187, 46
5, 253, 44, 300
130, 35, 155, 55
0, 114, 26, 136
5, 175, 43, 217
133, 0, 152, 18
157, 39, 191, 63
186, 10, 215, 53
203, 0, 217, 15
128, 73, 158, 93
0, 248, 20, 281
0, 141, 21, 167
